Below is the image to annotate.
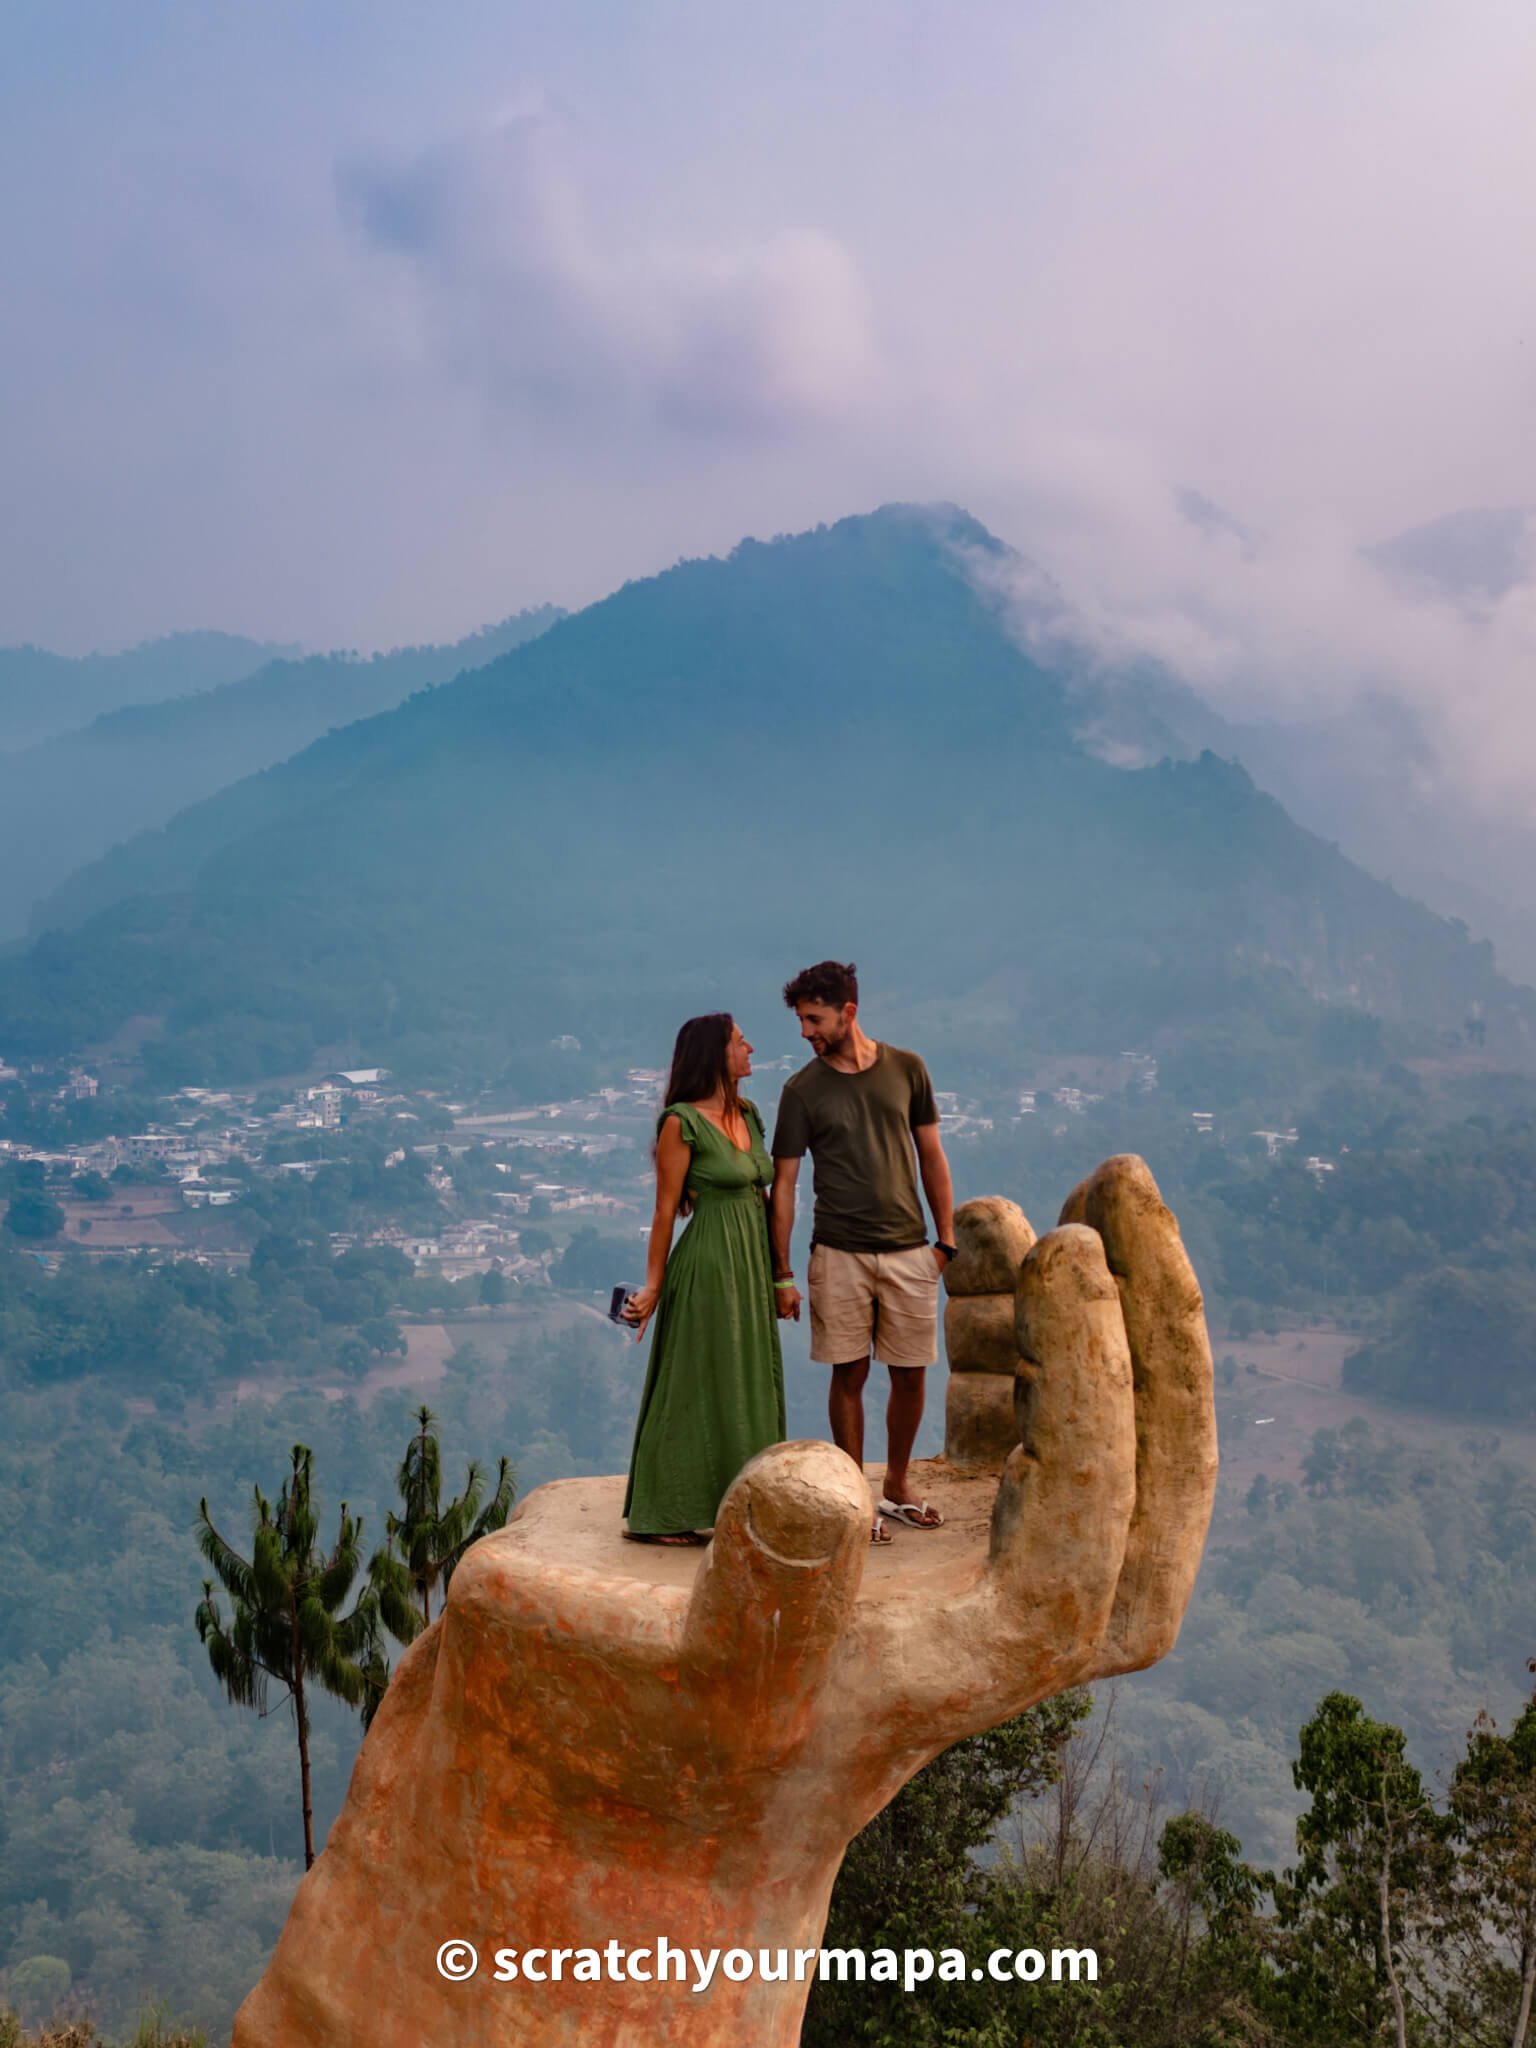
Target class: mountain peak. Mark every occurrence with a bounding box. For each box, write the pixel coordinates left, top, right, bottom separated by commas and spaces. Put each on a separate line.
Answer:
5, 502, 1527, 1086
725, 500, 1005, 563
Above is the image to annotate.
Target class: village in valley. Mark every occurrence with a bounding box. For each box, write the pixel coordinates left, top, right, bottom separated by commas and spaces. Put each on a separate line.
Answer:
0, 1051, 660, 1287
0, 1041, 1228, 1297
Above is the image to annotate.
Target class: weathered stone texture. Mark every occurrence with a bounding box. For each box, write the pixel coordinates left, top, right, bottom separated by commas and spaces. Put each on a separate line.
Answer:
944, 1371, 1021, 1467
943, 1293, 1022, 1375
233, 1156, 1215, 2048
943, 1195, 1036, 1296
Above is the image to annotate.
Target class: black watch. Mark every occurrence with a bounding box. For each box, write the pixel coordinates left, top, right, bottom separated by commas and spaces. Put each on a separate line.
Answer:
934, 1242, 957, 1260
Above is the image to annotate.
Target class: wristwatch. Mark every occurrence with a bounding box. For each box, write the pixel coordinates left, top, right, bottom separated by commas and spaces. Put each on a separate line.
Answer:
934, 1242, 957, 1260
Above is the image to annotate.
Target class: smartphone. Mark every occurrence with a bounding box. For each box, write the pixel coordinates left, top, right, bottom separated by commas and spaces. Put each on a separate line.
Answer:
608, 1285, 638, 1324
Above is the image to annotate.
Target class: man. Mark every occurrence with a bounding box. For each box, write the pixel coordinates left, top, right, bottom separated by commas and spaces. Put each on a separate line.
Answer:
769, 960, 956, 1542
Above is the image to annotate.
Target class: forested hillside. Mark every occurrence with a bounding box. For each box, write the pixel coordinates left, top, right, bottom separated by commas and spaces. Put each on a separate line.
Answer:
4, 1295, 1531, 2040
0, 507, 1523, 1089
0, 1312, 678, 2037
0, 609, 560, 940
0, 637, 289, 753
4, 505, 1535, 2042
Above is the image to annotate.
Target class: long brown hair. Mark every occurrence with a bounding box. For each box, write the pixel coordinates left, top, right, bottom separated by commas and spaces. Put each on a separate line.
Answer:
656, 1014, 741, 1214
662, 1012, 740, 1121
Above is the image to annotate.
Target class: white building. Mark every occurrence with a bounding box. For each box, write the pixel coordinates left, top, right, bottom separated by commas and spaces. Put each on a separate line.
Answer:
1252, 1129, 1299, 1159
125, 1132, 184, 1162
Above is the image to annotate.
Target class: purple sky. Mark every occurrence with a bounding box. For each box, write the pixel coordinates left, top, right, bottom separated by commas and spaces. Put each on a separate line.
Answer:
5, 0, 1536, 814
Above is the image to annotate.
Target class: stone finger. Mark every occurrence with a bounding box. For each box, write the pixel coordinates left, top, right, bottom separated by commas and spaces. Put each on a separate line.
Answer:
944, 1195, 1036, 1296
986, 1224, 1137, 1643
1060, 1154, 1217, 1672
872, 1225, 1136, 1739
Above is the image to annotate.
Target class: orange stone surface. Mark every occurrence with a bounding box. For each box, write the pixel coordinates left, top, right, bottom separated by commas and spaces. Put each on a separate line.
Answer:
233, 1157, 1215, 2047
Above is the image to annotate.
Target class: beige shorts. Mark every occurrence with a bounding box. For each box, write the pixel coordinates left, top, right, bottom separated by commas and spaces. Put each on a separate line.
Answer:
808, 1242, 940, 1369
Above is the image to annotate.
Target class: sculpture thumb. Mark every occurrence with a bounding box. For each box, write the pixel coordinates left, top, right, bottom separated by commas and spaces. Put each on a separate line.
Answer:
681, 1440, 869, 1755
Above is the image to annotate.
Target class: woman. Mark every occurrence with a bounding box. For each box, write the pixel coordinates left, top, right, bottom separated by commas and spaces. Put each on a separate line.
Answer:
621, 1013, 787, 1545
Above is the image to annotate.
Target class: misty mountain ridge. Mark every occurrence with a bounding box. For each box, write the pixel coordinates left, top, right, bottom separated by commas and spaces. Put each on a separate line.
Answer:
1025, 498, 1536, 986
1, 503, 1525, 1090
0, 607, 563, 942
0, 631, 295, 753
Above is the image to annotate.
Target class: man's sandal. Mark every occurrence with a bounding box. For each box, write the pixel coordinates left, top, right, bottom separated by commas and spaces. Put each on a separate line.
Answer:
878, 1497, 944, 1529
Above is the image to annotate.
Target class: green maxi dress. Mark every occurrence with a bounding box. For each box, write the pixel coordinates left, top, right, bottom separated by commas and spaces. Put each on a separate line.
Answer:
622, 1100, 787, 1535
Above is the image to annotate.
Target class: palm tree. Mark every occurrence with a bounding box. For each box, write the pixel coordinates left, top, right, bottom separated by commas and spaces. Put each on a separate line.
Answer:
195, 1442, 413, 1868
386, 1405, 516, 1624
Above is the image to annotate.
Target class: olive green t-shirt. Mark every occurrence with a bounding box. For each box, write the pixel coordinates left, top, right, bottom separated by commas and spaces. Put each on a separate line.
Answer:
771, 1043, 939, 1252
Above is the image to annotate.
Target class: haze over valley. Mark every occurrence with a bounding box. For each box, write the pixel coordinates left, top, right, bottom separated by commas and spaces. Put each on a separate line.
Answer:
6, 4, 1536, 2040
2, 499, 1536, 2034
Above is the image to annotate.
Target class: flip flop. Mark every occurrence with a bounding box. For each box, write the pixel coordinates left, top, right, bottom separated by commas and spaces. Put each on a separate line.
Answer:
878, 1497, 944, 1529
870, 1514, 893, 1545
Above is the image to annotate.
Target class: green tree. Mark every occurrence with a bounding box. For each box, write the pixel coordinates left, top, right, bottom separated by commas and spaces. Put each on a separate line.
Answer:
194, 1445, 414, 1868
552, 1227, 633, 1294
802, 1691, 1090, 2047
330, 1336, 372, 1380
1301, 1427, 1344, 1496
384, 1406, 516, 1624
4, 1955, 70, 2026
1157, 1809, 1269, 2022
1274, 1691, 1450, 2048
1445, 1681, 1536, 2047
358, 1316, 406, 1359
478, 1267, 508, 1307
3, 1195, 63, 1241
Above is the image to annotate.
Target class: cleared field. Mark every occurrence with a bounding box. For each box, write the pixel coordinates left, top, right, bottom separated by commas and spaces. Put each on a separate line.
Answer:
218, 1299, 606, 1412
1211, 1324, 1536, 1511
57, 1189, 185, 1248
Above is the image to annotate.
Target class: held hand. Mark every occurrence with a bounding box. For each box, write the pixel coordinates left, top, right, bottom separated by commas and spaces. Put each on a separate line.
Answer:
774, 1284, 802, 1321
622, 1285, 659, 1341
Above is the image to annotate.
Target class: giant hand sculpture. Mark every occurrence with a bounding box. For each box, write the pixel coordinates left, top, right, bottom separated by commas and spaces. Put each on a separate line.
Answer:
233, 1156, 1216, 2047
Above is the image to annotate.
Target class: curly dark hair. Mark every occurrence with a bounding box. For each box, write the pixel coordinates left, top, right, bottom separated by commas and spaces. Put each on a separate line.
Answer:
782, 960, 858, 1010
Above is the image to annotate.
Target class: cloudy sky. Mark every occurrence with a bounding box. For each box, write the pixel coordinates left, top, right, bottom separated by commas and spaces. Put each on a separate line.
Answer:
5, 0, 1536, 805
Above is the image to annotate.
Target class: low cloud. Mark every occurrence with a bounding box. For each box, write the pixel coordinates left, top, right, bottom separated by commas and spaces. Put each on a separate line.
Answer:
971, 474, 1536, 825
336, 110, 874, 441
